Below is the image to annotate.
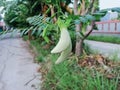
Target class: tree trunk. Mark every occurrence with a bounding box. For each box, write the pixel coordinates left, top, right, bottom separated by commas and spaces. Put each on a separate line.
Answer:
75, 39, 83, 56
74, 0, 83, 56
28, 30, 32, 40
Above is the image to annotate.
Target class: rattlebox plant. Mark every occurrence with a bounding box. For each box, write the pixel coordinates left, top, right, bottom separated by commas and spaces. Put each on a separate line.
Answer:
51, 18, 72, 64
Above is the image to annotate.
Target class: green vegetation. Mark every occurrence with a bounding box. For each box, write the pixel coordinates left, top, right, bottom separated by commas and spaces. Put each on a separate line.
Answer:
87, 35, 120, 44
23, 36, 53, 62
2, 0, 42, 28
43, 65, 119, 90
23, 36, 120, 90
2, 0, 120, 90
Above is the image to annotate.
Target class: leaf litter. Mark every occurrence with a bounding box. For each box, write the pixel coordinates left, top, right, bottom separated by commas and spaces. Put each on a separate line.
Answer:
78, 54, 120, 84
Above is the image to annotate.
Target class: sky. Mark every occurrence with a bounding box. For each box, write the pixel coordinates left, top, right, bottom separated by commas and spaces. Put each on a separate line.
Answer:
99, 0, 120, 10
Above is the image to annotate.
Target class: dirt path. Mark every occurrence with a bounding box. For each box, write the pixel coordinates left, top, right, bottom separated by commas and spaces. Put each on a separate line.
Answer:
0, 37, 41, 90
85, 40, 120, 59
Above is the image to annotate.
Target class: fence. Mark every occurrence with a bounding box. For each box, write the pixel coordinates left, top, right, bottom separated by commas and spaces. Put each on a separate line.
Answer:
92, 20, 120, 34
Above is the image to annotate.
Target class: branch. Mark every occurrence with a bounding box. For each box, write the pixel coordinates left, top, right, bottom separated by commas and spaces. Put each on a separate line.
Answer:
81, 0, 85, 15
49, 5, 57, 23
73, 0, 78, 15
83, 21, 95, 40
79, 0, 85, 15
85, 0, 95, 14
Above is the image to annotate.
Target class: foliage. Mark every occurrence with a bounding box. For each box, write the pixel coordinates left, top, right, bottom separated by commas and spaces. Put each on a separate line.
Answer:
21, 15, 59, 43
3, 0, 42, 27
21, 0, 119, 57
99, 7, 120, 13
4, 3, 29, 27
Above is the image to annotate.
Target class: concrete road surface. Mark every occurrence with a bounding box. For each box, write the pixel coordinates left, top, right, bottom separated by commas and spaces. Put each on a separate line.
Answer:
85, 40, 120, 59
0, 37, 41, 90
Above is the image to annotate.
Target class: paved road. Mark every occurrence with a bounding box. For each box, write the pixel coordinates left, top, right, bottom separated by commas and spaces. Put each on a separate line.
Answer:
85, 40, 120, 59
0, 35, 41, 90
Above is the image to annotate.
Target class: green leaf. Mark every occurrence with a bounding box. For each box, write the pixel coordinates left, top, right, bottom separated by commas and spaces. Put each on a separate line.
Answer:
80, 31, 84, 37
42, 25, 48, 37
57, 17, 71, 29
43, 36, 50, 43
93, 24, 98, 30
74, 20, 81, 24
10, 17, 18, 23
20, 28, 28, 36
76, 32, 84, 39
37, 27, 42, 36
24, 26, 33, 35
111, 7, 120, 13
85, 14, 95, 21
79, 17, 88, 23
92, 13, 106, 21
68, 15, 79, 20
31, 26, 38, 35
45, 7, 51, 14
31, 1, 39, 12
92, 12, 106, 16
100, 7, 120, 13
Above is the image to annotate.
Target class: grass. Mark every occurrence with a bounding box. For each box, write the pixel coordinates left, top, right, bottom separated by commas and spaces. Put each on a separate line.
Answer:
43, 61, 119, 90
23, 35, 120, 90
23, 36, 52, 62
87, 35, 120, 44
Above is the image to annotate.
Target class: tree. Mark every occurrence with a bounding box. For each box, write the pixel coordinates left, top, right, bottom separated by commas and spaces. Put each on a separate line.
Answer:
3, 0, 120, 60
3, 0, 42, 28
4, 3, 29, 27
73, 0, 99, 56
